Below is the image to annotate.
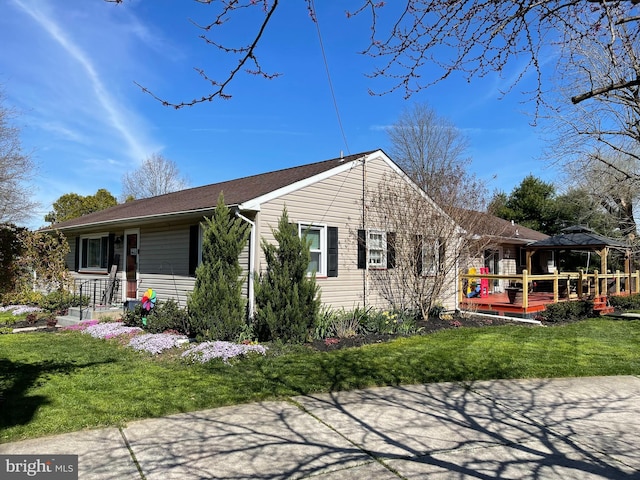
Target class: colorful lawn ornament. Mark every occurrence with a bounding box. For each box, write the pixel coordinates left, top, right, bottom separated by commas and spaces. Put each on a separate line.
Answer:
142, 289, 156, 311
141, 289, 156, 326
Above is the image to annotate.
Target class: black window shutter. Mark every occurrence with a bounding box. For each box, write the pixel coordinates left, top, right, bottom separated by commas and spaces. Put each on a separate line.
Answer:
414, 235, 423, 275
327, 227, 338, 277
107, 233, 115, 269
438, 238, 446, 273
357, 229, 366, 269
387, 232, 396, 269
188, 225, 199, 275
74, 237, 80, 271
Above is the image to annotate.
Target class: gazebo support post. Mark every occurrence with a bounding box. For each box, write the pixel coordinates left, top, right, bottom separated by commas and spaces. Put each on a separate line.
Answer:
600, 247, 608, 296
578, 270, 584, 297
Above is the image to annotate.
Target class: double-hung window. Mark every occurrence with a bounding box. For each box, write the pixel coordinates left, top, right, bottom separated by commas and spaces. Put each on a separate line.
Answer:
367, 230, 386, 269
299, 224, 326, 276
357, 229, 394, 270
80, 234, 109, 271
422, 237, 444, 276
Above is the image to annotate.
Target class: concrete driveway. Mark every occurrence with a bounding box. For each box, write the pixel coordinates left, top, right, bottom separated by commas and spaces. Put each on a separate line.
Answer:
1, 376, 639, 479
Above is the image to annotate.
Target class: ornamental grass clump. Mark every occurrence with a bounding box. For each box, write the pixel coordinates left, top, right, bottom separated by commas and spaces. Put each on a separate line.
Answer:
128, 333, 189, 355
182, 341, 267, 364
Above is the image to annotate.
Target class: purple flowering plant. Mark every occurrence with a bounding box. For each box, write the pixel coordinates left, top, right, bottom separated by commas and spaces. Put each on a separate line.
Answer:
68, 320, 267, 362
84, 321, 143, 340
0, 305, 42, 316
182, 341, 268, 364
128, 333, 189, 354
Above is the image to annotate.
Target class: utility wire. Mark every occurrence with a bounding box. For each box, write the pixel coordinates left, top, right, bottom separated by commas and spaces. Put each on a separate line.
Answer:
310, 0, 350, 155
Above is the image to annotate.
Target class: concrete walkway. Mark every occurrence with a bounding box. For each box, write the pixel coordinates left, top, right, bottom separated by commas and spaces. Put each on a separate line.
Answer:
1, 376, 639, 479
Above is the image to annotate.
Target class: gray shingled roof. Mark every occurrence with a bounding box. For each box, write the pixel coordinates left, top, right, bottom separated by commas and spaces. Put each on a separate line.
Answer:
456, 209, 548, 243
46, 151, 376, 231
527, 225, 629, 250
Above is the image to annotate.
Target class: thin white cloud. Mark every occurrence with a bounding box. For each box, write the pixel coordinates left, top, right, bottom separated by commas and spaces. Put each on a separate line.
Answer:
37, 121, 86, 143
12, 0, 151, 162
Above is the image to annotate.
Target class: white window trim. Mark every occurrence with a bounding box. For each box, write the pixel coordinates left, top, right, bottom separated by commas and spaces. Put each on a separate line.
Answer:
367, 230, 387, 269
422, 238, 441, 276
298, 223, 327, 276
79, 232, 110, 272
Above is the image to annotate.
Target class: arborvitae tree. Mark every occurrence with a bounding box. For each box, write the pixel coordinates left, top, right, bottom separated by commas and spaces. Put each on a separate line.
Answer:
188, 193, 250, 341
254, 208, 320, 343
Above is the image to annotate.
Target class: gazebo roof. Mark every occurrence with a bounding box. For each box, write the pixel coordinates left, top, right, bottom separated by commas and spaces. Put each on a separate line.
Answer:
527, 225, 629, 251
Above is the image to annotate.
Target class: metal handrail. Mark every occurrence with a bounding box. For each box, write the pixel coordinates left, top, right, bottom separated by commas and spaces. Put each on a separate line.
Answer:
73, 278, 120, 321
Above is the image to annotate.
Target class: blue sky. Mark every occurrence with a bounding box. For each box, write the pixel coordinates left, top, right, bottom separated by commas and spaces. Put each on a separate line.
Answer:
0, 0, 558, 229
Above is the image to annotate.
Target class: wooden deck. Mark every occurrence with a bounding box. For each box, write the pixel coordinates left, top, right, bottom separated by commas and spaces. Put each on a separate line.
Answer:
460, 291, 556, 318
458, 269, 636, 318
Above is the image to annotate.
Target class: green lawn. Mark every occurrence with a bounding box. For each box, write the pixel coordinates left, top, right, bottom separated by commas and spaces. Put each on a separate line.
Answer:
1, 318, 640, 443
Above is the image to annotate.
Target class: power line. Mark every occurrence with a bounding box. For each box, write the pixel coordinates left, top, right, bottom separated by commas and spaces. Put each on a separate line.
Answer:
310, 0, 350, 155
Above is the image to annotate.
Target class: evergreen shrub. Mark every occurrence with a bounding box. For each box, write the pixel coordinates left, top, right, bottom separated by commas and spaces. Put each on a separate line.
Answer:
609, 294, 640, 310
537, 300, 593, 323
187, 193, 250, 341
123, 299, 190, 335
254, 208, 320, 343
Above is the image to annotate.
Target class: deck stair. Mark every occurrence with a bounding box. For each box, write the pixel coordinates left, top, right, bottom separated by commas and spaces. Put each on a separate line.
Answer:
592, 296, 615, 315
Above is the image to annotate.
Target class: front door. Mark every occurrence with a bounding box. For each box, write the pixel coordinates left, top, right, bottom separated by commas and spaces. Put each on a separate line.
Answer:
124, 230, 139, 299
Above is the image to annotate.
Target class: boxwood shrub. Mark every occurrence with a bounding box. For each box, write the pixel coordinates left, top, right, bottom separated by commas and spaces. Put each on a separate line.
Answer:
537, 300, 594, 323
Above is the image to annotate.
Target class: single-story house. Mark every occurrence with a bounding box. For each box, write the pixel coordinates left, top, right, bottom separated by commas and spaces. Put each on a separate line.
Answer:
45, 149, 463, 314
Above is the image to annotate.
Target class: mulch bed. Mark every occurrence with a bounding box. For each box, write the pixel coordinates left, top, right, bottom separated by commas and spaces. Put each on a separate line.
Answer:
3, 312, 567, 351
309, 314, 534, 352
1, 317, 61, 333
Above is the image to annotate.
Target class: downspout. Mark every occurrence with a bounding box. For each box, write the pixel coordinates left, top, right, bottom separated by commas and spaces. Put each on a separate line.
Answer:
362, 156, 367, 309
235, 212, 256, 319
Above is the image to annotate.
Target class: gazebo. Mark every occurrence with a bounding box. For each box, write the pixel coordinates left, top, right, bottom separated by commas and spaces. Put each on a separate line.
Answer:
525, 225, 631, 277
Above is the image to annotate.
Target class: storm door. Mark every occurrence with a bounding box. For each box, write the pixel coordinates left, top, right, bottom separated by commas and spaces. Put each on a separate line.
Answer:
124, 229, 139, 299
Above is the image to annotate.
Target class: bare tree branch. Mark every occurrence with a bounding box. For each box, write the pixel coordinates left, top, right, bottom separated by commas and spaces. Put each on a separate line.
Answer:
121, 153, 190, 200
0, 91, 38, 224
135, 0, 281, 108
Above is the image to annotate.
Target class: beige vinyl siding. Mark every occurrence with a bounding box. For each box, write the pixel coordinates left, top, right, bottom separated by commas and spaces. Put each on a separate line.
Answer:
438, 240, 461, 311
139, 225, 190, 276
137, 273, 195, 308
257, 156, 409, 310
137, 222, 249, 303
65, 235, 77, 271
238, 239, 250, 297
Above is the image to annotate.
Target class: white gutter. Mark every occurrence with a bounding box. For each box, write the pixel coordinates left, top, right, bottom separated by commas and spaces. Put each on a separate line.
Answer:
43, 205, 241, 233
235, 212, 256, 319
